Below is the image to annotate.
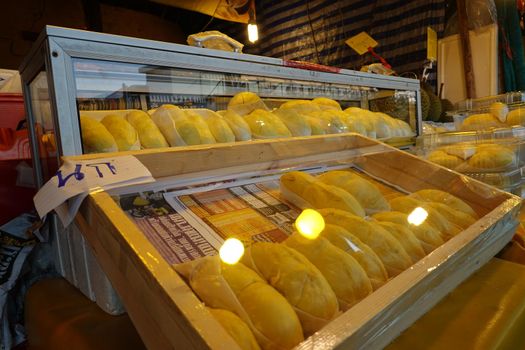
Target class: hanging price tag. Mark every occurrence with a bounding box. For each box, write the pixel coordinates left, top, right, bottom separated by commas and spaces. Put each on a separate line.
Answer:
34, 155, 154, 226
345, 31, 378, 55
427, 27, 438, 61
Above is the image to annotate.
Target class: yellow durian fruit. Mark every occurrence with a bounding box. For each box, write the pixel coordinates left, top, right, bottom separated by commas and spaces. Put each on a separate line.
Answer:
285, 233, 372, 309
308, 110, 348, 134
317, 170, 390, 214
151, 104, 189, 146
272, 108, 312, 136
279, 100, 321, 115
425, 202, 477, 229
410, 189, 478, 218
312, 97, 342, 111
389, 196, 461, 241
371, 211, 444, 254
100, 114, 140, 151
319, 223, 388, 290
280, 171, 316, 198
342, 114, 367, 136
126, 110, 169, 149
228, 92, 268, 116
427, 150, 464, 169
376, 222, 426, 263
370, 112, 393, 138
244, 109, 292, 139
506, 107, 525, 126
305, 115, 329, 135
317, 209, 412, 277
301, 182, 366, 217
344, 107, 377, 138
200, 111, 236, 143
461, 113, 503, 131
208, 308, 261, 350
468, 146, 515, 169
242, 242, 339, 336
80, 115, 118, 153
219, 110, 252, 141
394, 119, 414, 137
184, 110, 217, 144
175, 256, 303, 350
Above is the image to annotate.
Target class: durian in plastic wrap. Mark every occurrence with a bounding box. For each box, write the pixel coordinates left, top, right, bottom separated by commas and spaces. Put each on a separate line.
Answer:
184, 110, 217, 144
342, 115, 368, 136
461, 113, 504, 131
282, 178, 366, 217
410, 189, 478, 219
375, 222, 426, 263
369, 112, 393, 139
278, 100, 321, 115
279, 171, 316, 198
305, 115, 329, 135
425, 202, 477, 229
468, 145, 515, 169
317, 208, 412, 277
389, 196, 462, 241
506, 107, 525, 126
80, 115, 118, 153
218, 110, 252, 141
428, 150, 464, 169
344, 107, 377, 138
100, 114, 140, 151
151, 104, 190, 146
285, 233, 373, 310
208, 308, 261, 350
242, 242, 339, 336
244, 109, 292, 139
316, 170, 390, 214
308, 110, 348, 134
319, 223, 388, 290
272, 108, 312, 136
126, 110, 169, 149
371, 211, 444, 254
192, 109, 235, 143
311, 97, 342, 111
175, 256, 304, 350
228, 92, 269, 116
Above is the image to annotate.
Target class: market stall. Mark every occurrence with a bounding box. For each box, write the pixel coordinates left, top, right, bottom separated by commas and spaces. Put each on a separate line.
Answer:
17, 25, 525, 350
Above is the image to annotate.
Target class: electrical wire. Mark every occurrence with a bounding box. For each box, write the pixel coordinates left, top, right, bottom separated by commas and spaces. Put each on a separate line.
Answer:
200, 1, 221, 32
305, 0, 321, 64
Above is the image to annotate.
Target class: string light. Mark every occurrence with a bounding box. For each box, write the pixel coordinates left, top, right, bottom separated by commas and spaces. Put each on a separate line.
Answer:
407, 207, 428, 226
295, 209, 325, 240
219, 238, 245, 264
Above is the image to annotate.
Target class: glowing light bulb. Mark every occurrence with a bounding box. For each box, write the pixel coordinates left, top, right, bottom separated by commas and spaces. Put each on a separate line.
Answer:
295, 209, 325, 240
407, 207, 428, 226
247, 23, 258, 43
219, 238, 245, 265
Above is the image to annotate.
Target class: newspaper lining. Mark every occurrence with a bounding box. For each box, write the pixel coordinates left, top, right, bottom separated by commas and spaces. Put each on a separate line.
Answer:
119, 166, 406, 265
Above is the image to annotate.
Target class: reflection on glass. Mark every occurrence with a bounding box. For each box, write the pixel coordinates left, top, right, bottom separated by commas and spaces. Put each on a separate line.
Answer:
407, 207, 428, 226
219, 238, 245, 265
295, 209, 325, 240
30, 71, 58, 183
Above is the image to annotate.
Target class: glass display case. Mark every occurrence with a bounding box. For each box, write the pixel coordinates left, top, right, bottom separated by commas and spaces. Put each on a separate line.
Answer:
20, 26, 422, 187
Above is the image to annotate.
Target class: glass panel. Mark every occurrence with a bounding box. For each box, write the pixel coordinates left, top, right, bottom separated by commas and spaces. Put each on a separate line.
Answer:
72, 58, 417, 152
29, 70, 59, 183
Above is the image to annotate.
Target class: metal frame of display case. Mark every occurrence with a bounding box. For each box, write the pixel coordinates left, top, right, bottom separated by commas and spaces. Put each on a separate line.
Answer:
20, 25, 422, 188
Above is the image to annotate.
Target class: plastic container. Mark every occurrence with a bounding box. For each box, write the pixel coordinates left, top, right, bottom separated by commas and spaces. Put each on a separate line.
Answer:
456, 92, 525, 114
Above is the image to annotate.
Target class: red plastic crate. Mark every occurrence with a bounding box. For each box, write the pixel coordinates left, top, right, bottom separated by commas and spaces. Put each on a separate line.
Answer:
0, 93, 25, 129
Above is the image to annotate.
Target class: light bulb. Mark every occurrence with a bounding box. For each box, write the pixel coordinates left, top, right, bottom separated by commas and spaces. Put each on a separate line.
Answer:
219, 238, 245, 265
247, 23, 258, 43
407, 207, 428, 226
295, 209, 325, 240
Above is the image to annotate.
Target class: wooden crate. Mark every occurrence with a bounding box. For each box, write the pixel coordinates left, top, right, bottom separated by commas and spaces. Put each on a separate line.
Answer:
70, 134, 521, 350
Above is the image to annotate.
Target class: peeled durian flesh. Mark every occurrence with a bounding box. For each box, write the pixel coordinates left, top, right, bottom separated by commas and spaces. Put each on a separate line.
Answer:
208, 308, 261, 350
80, 115, 118, 153
100, 114, 140, 151
126, 110, 169, 149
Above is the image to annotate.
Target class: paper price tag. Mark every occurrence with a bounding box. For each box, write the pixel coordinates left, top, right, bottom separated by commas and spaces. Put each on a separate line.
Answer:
427, 27, 437, 61
345, 32, 378, 55
34, 155, 154, 226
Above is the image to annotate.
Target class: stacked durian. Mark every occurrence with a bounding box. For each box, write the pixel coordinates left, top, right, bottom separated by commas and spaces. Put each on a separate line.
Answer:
175, 169, 478, 350
460, 102, 525, 131
80, 92, 415, 153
